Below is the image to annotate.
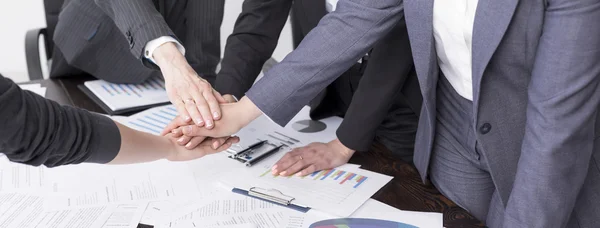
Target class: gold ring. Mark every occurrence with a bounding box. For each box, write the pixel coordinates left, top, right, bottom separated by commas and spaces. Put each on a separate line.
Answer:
183, 98, 195, 104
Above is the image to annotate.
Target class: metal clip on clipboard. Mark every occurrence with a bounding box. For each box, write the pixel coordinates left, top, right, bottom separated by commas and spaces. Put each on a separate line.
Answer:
232, 187, 311, 213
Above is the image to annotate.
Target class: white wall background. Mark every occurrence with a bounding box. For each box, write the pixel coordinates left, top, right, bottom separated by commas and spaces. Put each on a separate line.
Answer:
0, 1, 293, 83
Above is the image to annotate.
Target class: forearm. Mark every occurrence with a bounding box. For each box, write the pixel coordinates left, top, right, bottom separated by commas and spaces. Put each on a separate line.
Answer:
0, 77, 120, 167
108, 122, 175, 164
504, 0, 600, 225
245, 0, 405, 126
216, 0, 293, 98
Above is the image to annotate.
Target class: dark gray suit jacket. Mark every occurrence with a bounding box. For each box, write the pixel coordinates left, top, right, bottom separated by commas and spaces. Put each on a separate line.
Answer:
52, 0, 224, 84
244, 0, 600, 226
217, 0, 419, 152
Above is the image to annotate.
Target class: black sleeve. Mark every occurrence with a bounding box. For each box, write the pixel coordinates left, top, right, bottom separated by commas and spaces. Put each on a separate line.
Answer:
0, 76, 121, 167
215, 0, 294, 98
184, 0, 225, 83
336, 18, 414, 151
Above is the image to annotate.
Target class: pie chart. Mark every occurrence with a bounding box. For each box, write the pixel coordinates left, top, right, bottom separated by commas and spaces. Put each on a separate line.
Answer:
310, 218, 419, 228
292, 119, 327, 133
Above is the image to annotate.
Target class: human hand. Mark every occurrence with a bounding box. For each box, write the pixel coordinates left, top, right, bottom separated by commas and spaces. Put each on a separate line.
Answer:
154, 42, 227, 129
271, 139, 355, 176
162, 94, 239, 149
163, 96, 262, 139
165, 134, 239, 161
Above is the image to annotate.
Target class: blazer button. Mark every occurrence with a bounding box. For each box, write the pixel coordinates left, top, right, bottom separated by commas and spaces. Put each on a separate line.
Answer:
479, 123, 492, 134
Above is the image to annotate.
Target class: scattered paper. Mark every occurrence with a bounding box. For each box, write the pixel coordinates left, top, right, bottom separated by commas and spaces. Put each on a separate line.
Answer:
44, 160, 200, 207
0, 156, 47, 192
102, 202, 148, 228
0, 192, 44, 228
219, 161, 391, 217
34, 205, 114, 228
19, 83, 47, 97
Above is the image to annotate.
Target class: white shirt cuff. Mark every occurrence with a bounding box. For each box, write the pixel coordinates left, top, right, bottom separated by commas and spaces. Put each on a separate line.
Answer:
144, 36, 186, 64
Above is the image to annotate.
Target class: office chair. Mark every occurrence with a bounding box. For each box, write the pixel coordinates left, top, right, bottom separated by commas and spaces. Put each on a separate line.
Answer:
24, 0, 65, 81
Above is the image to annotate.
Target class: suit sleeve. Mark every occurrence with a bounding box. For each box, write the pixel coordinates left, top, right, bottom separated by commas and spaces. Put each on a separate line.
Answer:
93, 0, 175, 60
184, 0, 225, 82
245, 0, 405, 126
336, 18, 414, 151
0, 76, 121, 167
503, 0, 600, 226
216, 0, 294, 98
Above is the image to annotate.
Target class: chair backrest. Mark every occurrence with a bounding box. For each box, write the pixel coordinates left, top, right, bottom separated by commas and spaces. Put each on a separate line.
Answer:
44, 0, 66, 57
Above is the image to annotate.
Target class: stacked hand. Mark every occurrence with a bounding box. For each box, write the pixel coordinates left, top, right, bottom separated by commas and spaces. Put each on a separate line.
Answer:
163, 132, 239, 161
161, 96, 262, 149
271, 139, 355, 177
154, 42, 226, 129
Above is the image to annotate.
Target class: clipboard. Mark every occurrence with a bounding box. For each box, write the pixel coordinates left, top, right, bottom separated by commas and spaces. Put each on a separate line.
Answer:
232, 187, 311, 213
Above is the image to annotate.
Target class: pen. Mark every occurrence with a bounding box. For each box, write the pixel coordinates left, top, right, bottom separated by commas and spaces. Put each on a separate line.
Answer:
230, 140, 268, 158
267, 134, 294, 145
245, 144, 284, 167
274, 131, 300, 143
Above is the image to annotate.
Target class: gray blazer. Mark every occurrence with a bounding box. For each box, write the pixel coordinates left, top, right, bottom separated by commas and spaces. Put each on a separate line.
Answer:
245, 0, 600, 226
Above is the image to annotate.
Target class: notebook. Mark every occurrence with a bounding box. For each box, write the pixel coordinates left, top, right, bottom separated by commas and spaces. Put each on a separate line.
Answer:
78, 77, 170, 115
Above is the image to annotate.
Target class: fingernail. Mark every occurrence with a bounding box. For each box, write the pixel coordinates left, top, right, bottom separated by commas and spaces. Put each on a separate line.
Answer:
177, 138, 184, 143
196, 119, 204, 126
185, 142, 192, 148
206, 120, 213, 127
295, 172, 303, 177
280, 171, 287, 176
213, 112, 219, 118
271, 165, 278, 171
212, 141, 219, 149
183, 116, 191, 121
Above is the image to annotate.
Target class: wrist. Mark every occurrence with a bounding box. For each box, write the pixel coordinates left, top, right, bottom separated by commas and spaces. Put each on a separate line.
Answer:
153, 43, 187, 75
332, 138, 356, 157
237, 96, 263, 124
164, 137, 180, 161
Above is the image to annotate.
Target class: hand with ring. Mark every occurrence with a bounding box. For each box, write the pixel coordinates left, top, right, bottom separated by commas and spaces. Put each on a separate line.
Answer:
271, 139, 356, 177
153, 42, 228, 129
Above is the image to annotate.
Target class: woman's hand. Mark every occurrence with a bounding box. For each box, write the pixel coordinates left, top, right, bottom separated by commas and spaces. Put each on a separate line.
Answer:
271, 139, 355, 176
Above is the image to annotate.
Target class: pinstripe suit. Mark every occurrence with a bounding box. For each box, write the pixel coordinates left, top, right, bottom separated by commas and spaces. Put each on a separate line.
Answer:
51, 0, 224, 84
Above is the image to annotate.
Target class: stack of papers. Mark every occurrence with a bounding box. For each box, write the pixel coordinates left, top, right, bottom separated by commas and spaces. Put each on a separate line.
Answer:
19, 83, 47, 97
0, 104, 443, 228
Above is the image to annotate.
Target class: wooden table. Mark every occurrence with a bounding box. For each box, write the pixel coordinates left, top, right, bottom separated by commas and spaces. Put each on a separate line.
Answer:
24, 77, 484, 228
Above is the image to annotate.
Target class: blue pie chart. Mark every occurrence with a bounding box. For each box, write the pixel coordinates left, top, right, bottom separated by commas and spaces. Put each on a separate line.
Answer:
310, 218, 419, 228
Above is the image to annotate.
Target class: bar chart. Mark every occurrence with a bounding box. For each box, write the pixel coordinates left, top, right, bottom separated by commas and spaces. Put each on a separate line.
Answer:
260, 169, 369, 189
100, 77, 166, 98
126, 105, 178, 135
85, 77, 169, 111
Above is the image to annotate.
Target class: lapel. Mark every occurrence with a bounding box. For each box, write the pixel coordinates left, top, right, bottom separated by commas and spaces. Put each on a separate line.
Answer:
404, 0, 437, 102
471, 0, 519, 206
471, 0, 519, 115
